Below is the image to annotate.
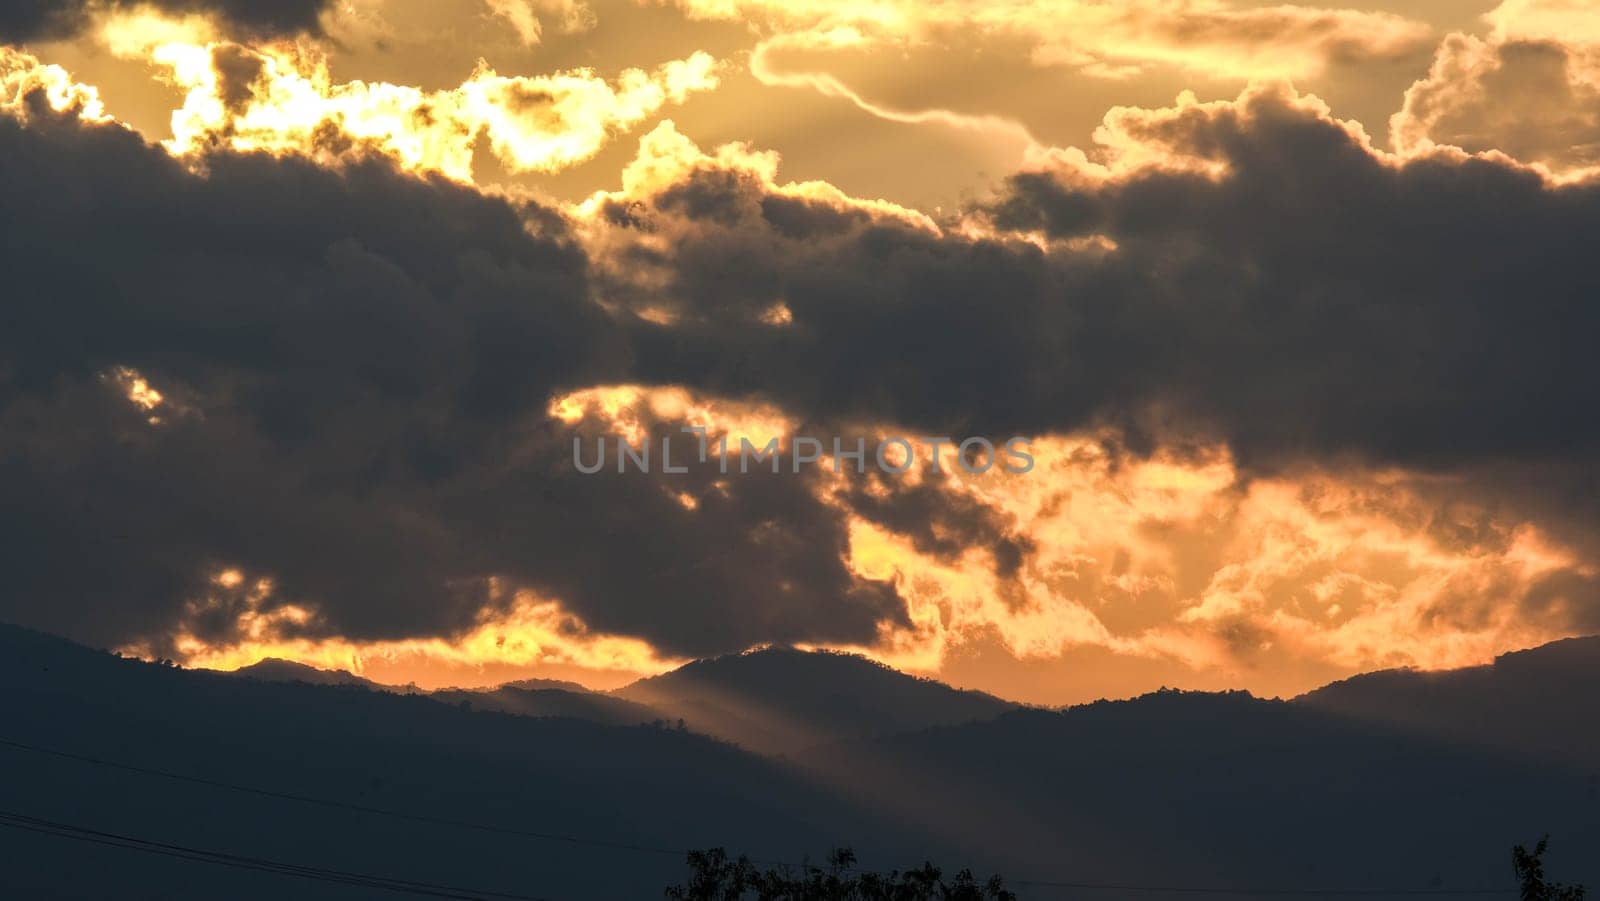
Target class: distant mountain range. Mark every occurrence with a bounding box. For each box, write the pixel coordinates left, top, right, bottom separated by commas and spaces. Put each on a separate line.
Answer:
3, 623, 1596, 898
227, 643, 1017, 755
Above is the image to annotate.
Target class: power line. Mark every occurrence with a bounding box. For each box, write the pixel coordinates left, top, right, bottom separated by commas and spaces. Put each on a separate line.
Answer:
0, 735, 1525, 898
0, 809, 551, 901
0, 735, 693, 861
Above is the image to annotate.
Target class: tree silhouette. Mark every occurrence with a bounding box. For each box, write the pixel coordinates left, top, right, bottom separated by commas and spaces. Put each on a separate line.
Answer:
1513, 836, 1587, 901
664, 846, 1015, 900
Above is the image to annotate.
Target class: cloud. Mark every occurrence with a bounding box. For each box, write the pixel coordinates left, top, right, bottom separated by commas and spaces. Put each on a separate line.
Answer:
834, 436, 1591, 685
5, 40, 1600, 692
563, 84, 1600, 672
641, 0, 1430, 156
975, 82, 1600, 471
0, 95, 583, 650
1484, 0, 1600, 45
572, 85, 1600, 501
0, 91, 919, 662
484, 0, 595, 46
0, 0, 330, 44
160, 587, 679, 685
1391, 3, 1600, 178
117, 32, 719, 181
665, 0, 1432, 81
1, 47, 107, 119
744, 30, 1042, 154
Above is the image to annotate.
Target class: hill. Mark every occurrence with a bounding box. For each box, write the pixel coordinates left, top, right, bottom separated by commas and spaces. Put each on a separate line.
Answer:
800, 688, 1600, 889
230, 657, 381, 689
4, 623, 1599, 897
0, 624, 936, 900
613, 645, 1016, 754
1296, 636, 1600, 768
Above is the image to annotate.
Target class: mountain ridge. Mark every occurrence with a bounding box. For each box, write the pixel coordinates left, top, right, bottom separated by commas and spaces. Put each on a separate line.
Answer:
612, 644, 1017, 754
3, 621, 1597, 896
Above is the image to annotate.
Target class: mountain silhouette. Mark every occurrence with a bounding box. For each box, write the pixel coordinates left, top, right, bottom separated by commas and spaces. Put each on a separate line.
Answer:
231, 657, 381, 689
612, 645, 1016, 754
3, 622, 1599, 898
1296, 636, 1600, 768
0, 624, 938, 900
801, 687, 1600, 889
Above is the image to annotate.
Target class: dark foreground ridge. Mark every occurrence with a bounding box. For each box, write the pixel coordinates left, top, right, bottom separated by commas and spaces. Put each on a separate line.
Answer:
2, 622, 1597, 899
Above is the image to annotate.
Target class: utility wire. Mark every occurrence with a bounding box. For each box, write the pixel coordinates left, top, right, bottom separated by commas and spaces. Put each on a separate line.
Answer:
0, 736, 695, 861
0, 735, 1525, 898
0, 809, 550, 901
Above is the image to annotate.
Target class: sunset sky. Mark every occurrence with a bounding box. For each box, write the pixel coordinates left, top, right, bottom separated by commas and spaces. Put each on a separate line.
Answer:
3, 0, 1599, 705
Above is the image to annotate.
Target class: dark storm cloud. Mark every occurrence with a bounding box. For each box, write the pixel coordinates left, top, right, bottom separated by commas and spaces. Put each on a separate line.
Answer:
838, 472, 1034, 581
9, 76, 1600, 659
578, 92, 1600, 637
983, 90, 1600, 471
599, 190, 1076, 436
0, 97, 903, 656
0, 0, 329, 43
596, 88, 1600, 476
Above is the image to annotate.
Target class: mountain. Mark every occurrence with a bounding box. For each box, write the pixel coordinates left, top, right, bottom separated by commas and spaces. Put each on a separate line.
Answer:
612, 645, 1016, 754
1296, 636, 1600, 768
800, 688, 1600, 889
230, 657, 379, 689
4, 623, 1599, 898
0, 624, 936, 900
431, 684, 665, 727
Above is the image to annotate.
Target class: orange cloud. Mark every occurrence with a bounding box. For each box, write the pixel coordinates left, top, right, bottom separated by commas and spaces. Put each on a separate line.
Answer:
1013, 81, 1391, 188
140, 374, 1599, 699
548, 383, 795, 449
0, 47, 107, 120
157, 580, 679, 689
542, 387, 1599, 693
89, 11, 718, 181
580, 118, 937, 228
651, 0, 1430, 157
666, 0, 1430, 82
15, 17, 1593, 703
833, 436, 1592, 685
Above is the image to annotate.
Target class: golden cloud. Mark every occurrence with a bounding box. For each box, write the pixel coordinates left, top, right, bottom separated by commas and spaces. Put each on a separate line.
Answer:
834, 435, 1591, 685
1016, 81, 1390, 187
157, 578, 679, 688
484, 0, 596, 46
548, 388, 1599, 692
668, 0, 1431, 84
1392, 14, 1600, 180
0, 47, 107, 121
89, 12, 718, 180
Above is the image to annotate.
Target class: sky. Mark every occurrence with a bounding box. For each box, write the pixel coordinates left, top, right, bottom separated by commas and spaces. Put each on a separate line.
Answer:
2, 0, 1599, 705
